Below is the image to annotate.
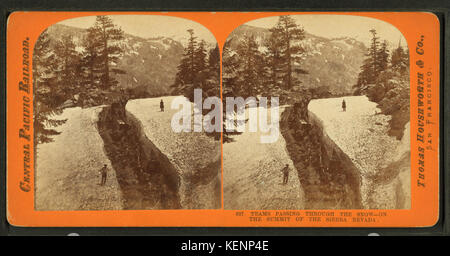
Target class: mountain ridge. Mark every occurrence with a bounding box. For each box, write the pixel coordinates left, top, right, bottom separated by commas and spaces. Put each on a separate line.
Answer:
44, 23, 185, 96
225, 24, 367, 94
42, 23, 367, 96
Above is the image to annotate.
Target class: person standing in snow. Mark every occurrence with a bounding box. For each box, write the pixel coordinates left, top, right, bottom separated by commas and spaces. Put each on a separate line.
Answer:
281, 164, 290, 185
160, 99, 164, 112
99, 164, 108, 186
342, 99, 346, 112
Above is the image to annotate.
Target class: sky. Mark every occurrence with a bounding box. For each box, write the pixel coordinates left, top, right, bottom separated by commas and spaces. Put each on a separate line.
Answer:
245, 14, 407, 49
58, 15, 217, 45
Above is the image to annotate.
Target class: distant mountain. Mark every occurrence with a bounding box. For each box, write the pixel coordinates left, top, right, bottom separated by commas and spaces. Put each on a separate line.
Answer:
44, 24, 185, 96
225, 24, 367, 94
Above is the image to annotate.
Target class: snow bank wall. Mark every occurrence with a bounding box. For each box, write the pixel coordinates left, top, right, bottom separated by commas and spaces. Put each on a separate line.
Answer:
308, 96, 410, 209
126, 97, 221, 209
125, 111, 183, 208
308, 110, 363, 208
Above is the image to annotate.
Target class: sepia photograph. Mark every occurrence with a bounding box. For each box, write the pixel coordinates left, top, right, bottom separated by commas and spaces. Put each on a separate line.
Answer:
222, 15, 411, 210
5, 9, 442, 229
33, 15, 221, 210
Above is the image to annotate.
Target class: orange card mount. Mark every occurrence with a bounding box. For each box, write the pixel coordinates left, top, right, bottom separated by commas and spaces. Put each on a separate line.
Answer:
6, 11, 440, 227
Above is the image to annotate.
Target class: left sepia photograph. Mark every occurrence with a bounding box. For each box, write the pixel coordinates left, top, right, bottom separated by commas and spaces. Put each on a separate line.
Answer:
33, 15, 221, 211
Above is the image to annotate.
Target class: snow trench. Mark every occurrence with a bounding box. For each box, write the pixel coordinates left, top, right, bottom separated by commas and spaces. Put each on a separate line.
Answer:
281, 106, 363, 209
126, 111, 183, 208
97, 104, 181, 209
98, 98, 221, 210
305, 95, 411, 209
308, 110, 363, 209
125, 110, 221, 209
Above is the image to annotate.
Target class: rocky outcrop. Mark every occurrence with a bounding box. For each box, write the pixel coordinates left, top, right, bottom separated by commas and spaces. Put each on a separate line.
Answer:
308, 96, 410, 209
125, 96, 221, 209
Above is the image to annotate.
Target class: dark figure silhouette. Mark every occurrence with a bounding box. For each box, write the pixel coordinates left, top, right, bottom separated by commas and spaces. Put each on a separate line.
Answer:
342, 99, 346, 112
160, 99, 164, 112
281, 164, 290, 185
99, 164, 108, 186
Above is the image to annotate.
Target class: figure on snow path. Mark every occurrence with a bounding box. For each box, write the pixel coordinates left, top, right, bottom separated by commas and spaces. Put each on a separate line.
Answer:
160, 99, 164, 112
99, 164, 108, 186
281, 164, 290, 185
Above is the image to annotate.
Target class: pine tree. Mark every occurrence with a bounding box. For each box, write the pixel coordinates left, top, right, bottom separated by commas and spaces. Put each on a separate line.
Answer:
391, 44, 409, 74
222, 39, 242, 142
204, 44, 220, 98
208, 44, 220, 79
354, 29, 384, 94
33, 30, 67, 144
171, 31, 221, 140
368, 29, 380, 75
264, 31, 284, 89
235, 34, 262, 98
192, 39, 209, 96
53, 35, 81, 98
91, 16, 125, 89
172, 29, 198, 96
194, 40, 208, 75
222, 39, 239, 98
377, 40, 390, 74
270, 15, 307, 89
80, 27, 103, 89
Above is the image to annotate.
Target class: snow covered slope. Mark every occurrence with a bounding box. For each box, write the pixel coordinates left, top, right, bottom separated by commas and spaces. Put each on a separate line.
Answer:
35, 106, 124, 210
308, 96, 410, 209
223, 106, 305, 210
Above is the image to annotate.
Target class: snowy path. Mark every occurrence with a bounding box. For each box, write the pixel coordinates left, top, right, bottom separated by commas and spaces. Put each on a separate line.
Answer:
223, 106, 305, 210
35, 106, 124, 210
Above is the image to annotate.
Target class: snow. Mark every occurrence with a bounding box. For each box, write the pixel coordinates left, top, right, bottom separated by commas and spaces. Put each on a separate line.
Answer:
228, 50, 237, 57
35, 106, 124, 210
331, 38, 353, 50
333, 45, 341, 51
133, 42, 143, 49
311, 50, 322, 56
147, 38, 171, 50
308, 96, 410, 209
309, 96, 399, 174
258, 46, 268, 53
129, 50, 139, 56
75, 46, 84, 53
126, 96, 221, 209
223, 106, 305, 210
126, 96, 220, 173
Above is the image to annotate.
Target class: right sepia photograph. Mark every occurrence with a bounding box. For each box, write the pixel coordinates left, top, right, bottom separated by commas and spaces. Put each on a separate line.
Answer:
222, 15, 411, 210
